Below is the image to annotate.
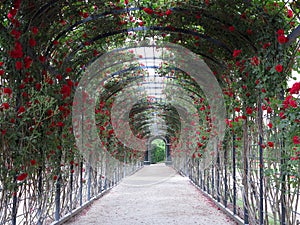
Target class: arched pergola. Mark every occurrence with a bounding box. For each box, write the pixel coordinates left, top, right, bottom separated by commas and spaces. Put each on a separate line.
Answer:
0, 1, 300, 225
144, 135, 171, 165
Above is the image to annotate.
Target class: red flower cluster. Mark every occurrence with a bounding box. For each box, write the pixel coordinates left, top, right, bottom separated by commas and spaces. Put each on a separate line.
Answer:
15, 61, 22, 70
268, 141, 274, 148
287, 9, 293, 18
9, 41, 23, 58
277, 29, 288, 44
24, 56, 33, 69
246, 106, 253, 115
166, 9, 172, 16
294, 136, 300, 145
3, 87, 12, 95
283, 95, 297, 109
143, 7, 153, 15
233, 49, 242, 58
1, 102, 10, 109
17, 106, 26, 115
17, 172, 28, 181
251, 56, 259, 66
29, 38, 36, 47
229, 26, 235, 32
290, 82, 300, 94
275, 64, 283, 72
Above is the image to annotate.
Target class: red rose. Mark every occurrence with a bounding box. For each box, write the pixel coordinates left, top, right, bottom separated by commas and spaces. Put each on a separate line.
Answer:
247, 29, 253, 35
11, 29, 21, 39
3, 87, 12, 95
289, 99, 297, 108
246, 107, 253, 115
57, 121, 64, 127
24, 56, 33, 69
66, 67, 72, 73
15, 61, 22, 70
279, 111, 286, 119
61, 84, 71, 99
251, 56, 259, 66
290, 82, 300, 94
267, 141, 274, 148
31, 27, 39, 35
2, 102, 9, 109
229, 26, 235, 32
166, 9, 172, 16
83, 12, 89, 18
293, 136, 300, 145
275, 64, 283, 72
35, 83, 42, 91
29, 38, 36, 47
30, 159, 36, 166
277, 29, 285, 35
39, 55, 46, 63
56, 74, 63, 81
278, 35, 288, 44
267, 122, 273, 129
287, 9, 293, 18
143, 7, 153, 15
17, 173, 28, 181
18, 106, 26, 115
9, 41, 23, 58
233, 49, 242, 58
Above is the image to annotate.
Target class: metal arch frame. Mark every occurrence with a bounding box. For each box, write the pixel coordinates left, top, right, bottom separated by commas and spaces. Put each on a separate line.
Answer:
144, 135, 171, 165
45, 6, 233, 57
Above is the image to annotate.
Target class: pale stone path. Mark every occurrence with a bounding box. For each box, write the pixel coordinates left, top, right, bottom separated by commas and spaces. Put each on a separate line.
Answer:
64, 163, 237, 225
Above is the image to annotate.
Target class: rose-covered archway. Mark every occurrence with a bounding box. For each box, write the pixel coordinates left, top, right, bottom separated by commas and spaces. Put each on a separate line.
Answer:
0, 0, 300, 224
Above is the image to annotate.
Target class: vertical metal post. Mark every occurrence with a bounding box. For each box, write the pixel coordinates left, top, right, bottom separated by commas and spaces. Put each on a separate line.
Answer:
244, 191, 249, 224
211, 161, 215, 197
55, 138, 62, 222
87, 164, 91, 201
190, 158, 193, 180
124, 150, 126, 178
117, 161, 120, 184
217, 150, 220, 202
243, 145, 249, 225
70, 164, 74, 211
79, 161, 83, 206
280, 89, 286, 225
37, 166, 43, 225
12, 178, 17, 225
259, 135, 264, 225
104, 177, 107, 191
207, 168, 210, 195
233, 133, 237, 215
55, 175, 61, 221
197, 159, 200, 186
224, 143, 228, 208
281, 140, 286, 225
203, 168, 206, 192
258, 96, 264, 225
200, 165, 203, 189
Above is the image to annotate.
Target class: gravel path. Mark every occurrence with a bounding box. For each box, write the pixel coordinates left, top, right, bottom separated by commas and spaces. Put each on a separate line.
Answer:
64, 163, 237, 225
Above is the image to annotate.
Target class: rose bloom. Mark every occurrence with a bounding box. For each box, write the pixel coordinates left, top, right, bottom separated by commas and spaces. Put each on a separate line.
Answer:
278, 35, 288, 44
290, 82, 300, 94
275, 64, 283, 72
293, 136, 300, 145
